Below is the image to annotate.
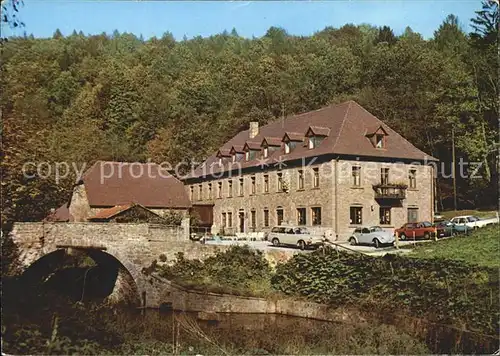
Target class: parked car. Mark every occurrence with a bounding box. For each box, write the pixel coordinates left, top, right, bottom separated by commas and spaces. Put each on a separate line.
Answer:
395, 221, 445, 240
450, 215, 499, 229
348, 226, 395, 248
433, 220, 469, 237
268, 225, 324, 250
434, 213, 445, 221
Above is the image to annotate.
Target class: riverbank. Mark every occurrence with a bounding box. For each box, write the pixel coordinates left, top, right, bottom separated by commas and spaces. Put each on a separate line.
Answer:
1, 277, 430, 355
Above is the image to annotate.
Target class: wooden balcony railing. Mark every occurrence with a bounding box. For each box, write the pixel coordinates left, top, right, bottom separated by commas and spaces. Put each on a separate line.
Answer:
373, 183, 407, 199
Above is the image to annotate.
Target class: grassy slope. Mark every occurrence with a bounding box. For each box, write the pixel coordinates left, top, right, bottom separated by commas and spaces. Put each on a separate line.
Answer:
408, 225, 499, 268
439, 210, 498, 220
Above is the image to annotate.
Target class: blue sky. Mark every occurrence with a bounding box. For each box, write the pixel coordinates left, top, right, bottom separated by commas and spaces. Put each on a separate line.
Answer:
4, 0, 481, 40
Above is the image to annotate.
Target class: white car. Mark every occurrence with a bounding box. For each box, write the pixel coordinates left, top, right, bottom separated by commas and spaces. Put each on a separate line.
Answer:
450, 215, 499, 229
348, 226, 395, 248
268, 225, 324, 250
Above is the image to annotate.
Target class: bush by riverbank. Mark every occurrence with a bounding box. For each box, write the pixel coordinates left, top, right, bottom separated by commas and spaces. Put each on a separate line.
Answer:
159, 246, 276, 297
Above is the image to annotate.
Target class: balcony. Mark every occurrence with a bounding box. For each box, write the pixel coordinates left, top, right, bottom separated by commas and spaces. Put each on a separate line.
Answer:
373, 183, 407, 200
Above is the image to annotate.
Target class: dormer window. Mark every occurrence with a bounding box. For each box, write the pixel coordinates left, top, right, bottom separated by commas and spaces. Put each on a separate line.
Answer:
261, 137, 281, 158
366, 125, 388, 149
308, 136, 325, 149
243, 141, 260, 161
282, 132, 303, 154
305, 126, 329, 150
230, 146, 245, 162
216, 149, 231, 165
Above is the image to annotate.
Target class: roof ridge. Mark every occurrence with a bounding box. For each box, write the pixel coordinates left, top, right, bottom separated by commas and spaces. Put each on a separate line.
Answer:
332, 101, 352, 152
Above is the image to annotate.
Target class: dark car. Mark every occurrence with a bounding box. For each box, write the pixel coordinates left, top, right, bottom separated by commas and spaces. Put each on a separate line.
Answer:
433, 220, 469, 236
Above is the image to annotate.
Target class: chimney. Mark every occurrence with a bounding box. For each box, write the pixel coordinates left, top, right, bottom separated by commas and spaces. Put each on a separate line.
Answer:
249, 121, 259, 139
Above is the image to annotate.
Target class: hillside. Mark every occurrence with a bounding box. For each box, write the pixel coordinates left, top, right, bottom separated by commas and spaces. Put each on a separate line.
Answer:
1, 4, 498, 225
408, 225, 499, 268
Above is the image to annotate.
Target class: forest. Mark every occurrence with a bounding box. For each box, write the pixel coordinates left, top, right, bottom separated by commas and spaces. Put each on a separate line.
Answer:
1, 1, 498, 227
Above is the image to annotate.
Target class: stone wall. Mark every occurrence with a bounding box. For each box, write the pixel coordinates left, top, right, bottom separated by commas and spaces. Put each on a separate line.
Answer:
10, 222, 298, 307
163, 280, 364, 324
188, 162, 335, 236
335, 160, 433, 239
186, 158, 434, 240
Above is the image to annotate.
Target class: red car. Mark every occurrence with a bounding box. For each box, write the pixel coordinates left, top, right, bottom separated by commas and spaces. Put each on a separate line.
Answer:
394, 221, 445, 240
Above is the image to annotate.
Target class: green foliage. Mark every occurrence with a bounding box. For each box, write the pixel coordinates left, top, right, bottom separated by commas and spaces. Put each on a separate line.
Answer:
159, 246, 273, 297
408, 225, 500, 268
1, 5, 498, 225
272, 249, 499, 335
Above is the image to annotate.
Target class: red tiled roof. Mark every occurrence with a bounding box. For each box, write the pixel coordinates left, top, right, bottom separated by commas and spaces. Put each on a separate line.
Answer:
261, 137, 282, 147
88, 203, 162, 221
217, 149, 231, 157
82, 161, 191, 208
89, 204, 133, 220
187, 101, 437, 179
244, 141, 261, 150
307, 126, 331, 136
230, 145, 245, 154
283, 132, 304, 142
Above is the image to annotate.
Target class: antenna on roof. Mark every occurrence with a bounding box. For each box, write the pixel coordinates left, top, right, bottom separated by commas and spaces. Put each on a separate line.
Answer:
281, 102, 285, 128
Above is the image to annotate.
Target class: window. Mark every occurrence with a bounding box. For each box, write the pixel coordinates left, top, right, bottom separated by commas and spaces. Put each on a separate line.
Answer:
251, 210, 256, 231
264, 174, 269, 193
381, 168, 389, 185
376, 134, 384, 148
408, 208, 418, 223
246, 150, 257, 161
263, 209, 269, 227
298, 170, 304, 190
409, 169, 417, 189
218, 182, 222, 198
284, 142, 290, 154
227, 212, 233, 227
228, 180, 233, 198
190, 186, 194, 200
313, 167, 320, 188
251, 176, 256, 195
352, 166, 361, 186
239, 178, 244, 196
222, 213, 226, 228
277, 172, 283, 191
263, 146, 269, 158
379, 207, 391, 225
350, 207, 363, 225
308, 136, 324, 149
297, 208, 306, 225
219, 157, 223, 165
198, 184, 203, 200
311, 207, 322, 225
276, 208, 284, 225
208, 183, 212, 199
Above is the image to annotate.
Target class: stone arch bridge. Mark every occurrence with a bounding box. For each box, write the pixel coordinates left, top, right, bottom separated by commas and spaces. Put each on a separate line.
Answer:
9, 222, 229, 307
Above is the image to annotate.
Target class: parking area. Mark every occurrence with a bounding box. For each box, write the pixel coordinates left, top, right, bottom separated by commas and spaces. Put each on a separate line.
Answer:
203, 238, 435, 256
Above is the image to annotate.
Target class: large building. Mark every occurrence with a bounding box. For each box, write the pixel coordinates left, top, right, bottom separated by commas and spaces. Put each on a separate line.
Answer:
183, 101, 437, 240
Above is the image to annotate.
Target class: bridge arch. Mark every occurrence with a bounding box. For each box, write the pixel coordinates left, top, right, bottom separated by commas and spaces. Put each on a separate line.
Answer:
21, 247, 141, 306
